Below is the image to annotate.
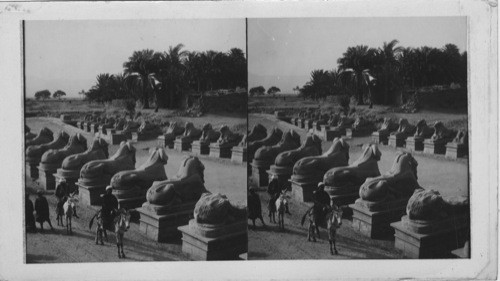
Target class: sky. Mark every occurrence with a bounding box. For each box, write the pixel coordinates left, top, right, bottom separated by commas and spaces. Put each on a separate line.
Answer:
25, 19, 246, 98
248, 17, 467, 93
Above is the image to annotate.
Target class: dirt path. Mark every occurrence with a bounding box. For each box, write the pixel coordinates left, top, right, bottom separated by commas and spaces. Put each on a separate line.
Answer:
247, 114, 469, 260
25, 117, 246, 263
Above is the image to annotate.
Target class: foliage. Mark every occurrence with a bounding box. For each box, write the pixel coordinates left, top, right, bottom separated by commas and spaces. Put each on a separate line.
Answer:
53, 90, 66, 100
124, 98, 136, 118
267, 86, 281, 95
338, 95, 351, 115
249, 86, 266, 96
35, 90, 51, 100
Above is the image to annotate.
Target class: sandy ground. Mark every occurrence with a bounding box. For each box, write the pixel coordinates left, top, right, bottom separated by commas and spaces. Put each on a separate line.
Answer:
25, 117, 246, 263
247, 114, 469, 260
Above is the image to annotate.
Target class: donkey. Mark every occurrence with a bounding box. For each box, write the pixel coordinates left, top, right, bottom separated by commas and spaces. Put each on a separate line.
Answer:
63, 193, 79, 234
113, 208, 131, 258
275, 191, 290, 231
301, 204, 343, 255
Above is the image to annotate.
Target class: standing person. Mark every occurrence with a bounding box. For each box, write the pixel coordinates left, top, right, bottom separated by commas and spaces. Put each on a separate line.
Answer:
312, 182, 331, 223
55, 181, 79, 218
34, 190, 54, 232
25, 194, 36, 233
101, 185, 118, 237
247, 188, 266, 228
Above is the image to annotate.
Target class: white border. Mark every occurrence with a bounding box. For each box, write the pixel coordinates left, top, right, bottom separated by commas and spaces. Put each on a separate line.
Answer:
0, 1, 497, 280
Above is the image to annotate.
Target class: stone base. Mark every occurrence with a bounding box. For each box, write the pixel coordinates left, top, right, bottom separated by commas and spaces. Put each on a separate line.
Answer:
78, 183, 106, 206
98, 127, 107, 135
106, 129, 116, 136
38, 167, 57, 191
328, 191, 359, 207
178, 220, 248, 260
322, 129, 342, 141
388, 135, 406, 148
137, 202, 196, 242
406, 137, 424, 152
391, 215, 469, 258
346, 128, 372, 139
290, 180, 316, 202
116, 196, 146, 209
251, 162, 271, 187
174, 140, 191, 152
157, 136, 174, 148
423, 140, 447, 155
349, 199, 407, 239
26, 162, 39, 179
371, 132, 389, 145
209, 145, 233, 159
445, 143, 468, 159
90, 124, 100, 134
304, 120, 314, 131
231, 146, 247, 163
297, 119, 305, 129
191, 142, 210, 155
109, 133, 126, 145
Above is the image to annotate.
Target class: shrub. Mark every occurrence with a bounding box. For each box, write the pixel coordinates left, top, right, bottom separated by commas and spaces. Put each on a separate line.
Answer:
124, 99, 136, 118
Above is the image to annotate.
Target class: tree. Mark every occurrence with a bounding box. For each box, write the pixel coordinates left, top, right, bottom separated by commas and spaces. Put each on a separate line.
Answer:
293, 86, 300, 95
267, 86, 281, 95
52, 90, 66, 100
249, 86, 266, 96
376, 39, 403, 104
123, 49, 158, 109
35, 90, 51, 100
157, 44, 188, 108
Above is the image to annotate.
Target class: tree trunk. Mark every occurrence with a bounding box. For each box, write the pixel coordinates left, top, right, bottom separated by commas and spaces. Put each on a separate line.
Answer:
142, 82, 150, 109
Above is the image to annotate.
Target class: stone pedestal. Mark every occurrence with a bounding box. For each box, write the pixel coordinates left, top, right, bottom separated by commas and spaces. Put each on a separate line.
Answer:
267, 165, 292, 191
349, 198, 408, 239
304, 120, 314, 131
445, 143, 468, 159
290, 179, 316, 202
90, 124, 100, 134
76, 121, 84, 130
98, 126, 107, 135
209, 144, 233, 159
178, 220, 248, 260
137, 202, 197, 242
157, 135, 175, 149
325, 185, 359, 206
423, 139, 447, 155
37, 164, 59, 191
391, 215, 469, 258
53, 169, 79, 194
191, 141, 210, 155
388, 135, 406, 148
109, 133, 126, 145
297, 119, 305, 129
106, 129, 116, 136
116, 130, 135, 140
231, 146, 247, 163
174, 139, 192, 152
371, 132, 389, 145
405, 137, 424, 152
250, 160, 272, 188
312, 121, 323, 133
26, 159, 40, 179
77, 177, 111, 206
83, 122, 92, 132
346, 128, 372, 139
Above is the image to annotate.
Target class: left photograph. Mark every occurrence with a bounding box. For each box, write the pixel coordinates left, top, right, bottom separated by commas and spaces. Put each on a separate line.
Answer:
24, 19, 248, 262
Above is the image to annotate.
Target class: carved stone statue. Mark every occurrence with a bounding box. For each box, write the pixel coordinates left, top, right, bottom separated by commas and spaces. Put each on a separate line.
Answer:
110, 147, 168, 201
145, 156, 207, 211
80, 141, 136, 183
359, 152, 420, 203
330, 116, 354, 135
452, 129, 468, 145
39, 133, 88, 169
159, 121, 185, 148
445, 129, 468, 159
323, 144, 381, 196
291, 137, 350, 183
371, 117, 398, 144
193, 192, 247, 225
25, 125, 36, 140
26, 127, 54, 147
98, 117, 117, 134
26, 131, 70, 161
60, 137, 109, 175
406, 188, 469, 221
216, 125, 243, 147
388, 118, 416, 147
413, 119, 434, 140
327, 113, 341, 127
247, 124, 267, 142
352, 116, 374, 131
198, 123, 221, 144
121, 120, 141, 134
177, 122, 202, 142
273, 133, 322, 169
248, 127, 283, 163
113, 118, 127, 131
430, 121, 456, 143
253, 130, 301, 165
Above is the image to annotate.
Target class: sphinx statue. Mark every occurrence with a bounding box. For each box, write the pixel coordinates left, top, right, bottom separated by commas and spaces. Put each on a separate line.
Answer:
423, 121, 457, 154
327, 113, 341, 127
145, 156, 207, 211
405, 188, 469, 221
111, 147, 168, 202
405, 119, 435, 151
26, 127, 53, 147
98, 117, 117, 135
26, 131, 70, 162
174, 122, 202, 151
59, 137, 109, 177
323, 144, 381, 198
76, 115, 91, 129
215, 125, 243, 147
371, 117, 398, 145
330, 116, 354, 135
191, 124, 221, 155
121, 120, 141, 135
247, 124, 267, 142
158, 121, 185, 148
39, 133, 88, 170
445, 129, 468, 159
90, 116, 110, 133
113, 118, 127, 131
452, 129, 468, 146
25, 125, 36, 140
253, 130, 301, 166
193, 193, 247, 225
388, 118, 416, 147
291, 137, 350, 183
248, 127, 283, 164
358, 152, 420, 203
79, 141, 136, 185
133, 120, 162, 141
274, 133, 322, 169
347, 116, 375, 138
231, 134, 248, 163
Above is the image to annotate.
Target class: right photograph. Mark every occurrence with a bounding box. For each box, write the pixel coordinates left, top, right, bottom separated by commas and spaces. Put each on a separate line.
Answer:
247, 17, 469, 259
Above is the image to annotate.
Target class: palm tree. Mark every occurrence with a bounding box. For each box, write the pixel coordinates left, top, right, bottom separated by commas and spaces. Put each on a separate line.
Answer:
337, 45, 377, 105
123, 49, 158, 109
157, 44, 188, 108
377, 39, 403, 104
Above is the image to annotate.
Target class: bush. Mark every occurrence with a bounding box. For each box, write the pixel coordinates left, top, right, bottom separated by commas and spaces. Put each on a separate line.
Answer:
124, 99, 136, 118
